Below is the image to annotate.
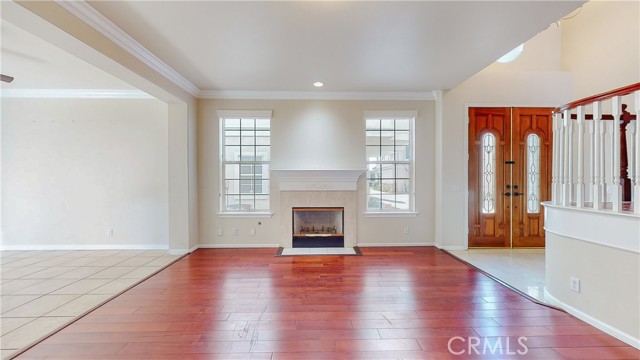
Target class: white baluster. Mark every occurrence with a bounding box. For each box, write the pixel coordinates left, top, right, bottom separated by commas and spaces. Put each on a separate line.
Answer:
557, 112, 565, 206
576, 106, 585, 208
593, 102, 603, 210
563, 110, 571, 206
610, 97, 622, 211
634, 90, 640, 214
552, 112, 560, 204
629, 120, 636, 207
629, 120, 636, 182
588, 119, 595, 203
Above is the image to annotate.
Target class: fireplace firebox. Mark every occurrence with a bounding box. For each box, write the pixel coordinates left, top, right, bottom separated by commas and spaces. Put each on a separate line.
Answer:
292, 207, 344, 248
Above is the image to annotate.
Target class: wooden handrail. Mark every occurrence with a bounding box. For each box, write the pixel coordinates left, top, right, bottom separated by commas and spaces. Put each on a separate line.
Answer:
554, 82, 640, 113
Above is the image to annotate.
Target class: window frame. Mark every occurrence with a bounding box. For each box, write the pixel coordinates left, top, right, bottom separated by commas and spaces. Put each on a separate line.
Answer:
364, 111, 417, 216
218, 110, 273, 217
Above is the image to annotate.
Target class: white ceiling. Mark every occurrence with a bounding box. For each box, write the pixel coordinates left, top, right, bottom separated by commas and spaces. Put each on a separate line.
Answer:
0, 21, 137, 91
2, 1, 584, 96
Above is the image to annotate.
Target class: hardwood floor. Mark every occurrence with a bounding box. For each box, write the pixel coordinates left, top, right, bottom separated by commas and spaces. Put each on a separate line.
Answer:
14, 247, 639, 359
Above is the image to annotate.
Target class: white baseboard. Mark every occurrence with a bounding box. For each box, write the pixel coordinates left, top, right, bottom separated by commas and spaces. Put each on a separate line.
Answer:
198, 243, 280, 249
167, 245, 199, 256
0, 244, 168, 251
356, 242, 434, 247
435, 244, 468, 251
544, 288, 640, 349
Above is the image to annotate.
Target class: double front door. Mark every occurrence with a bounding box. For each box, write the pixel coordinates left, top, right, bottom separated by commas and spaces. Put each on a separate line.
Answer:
468, 107, 552, 248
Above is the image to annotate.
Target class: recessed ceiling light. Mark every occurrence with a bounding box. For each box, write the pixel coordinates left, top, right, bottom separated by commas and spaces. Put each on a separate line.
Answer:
313, 82, 324, 87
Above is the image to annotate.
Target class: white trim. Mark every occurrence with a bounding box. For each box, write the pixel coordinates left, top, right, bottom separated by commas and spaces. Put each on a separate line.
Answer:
216, 212, 274, 218
363, 110, 418, 119
543, 203, 640, 254
198, 243, 280, 249
168, 245, 199, 255
55, 0, 199, 96
544, 288, 640, 349
357, 242, 434, 247
363, 212, 418, 218
217, 110, 273, 118
1, 89, 154, 99
200, 90, 436, 101
0, 244, 168, 251
271, 169, 364, 192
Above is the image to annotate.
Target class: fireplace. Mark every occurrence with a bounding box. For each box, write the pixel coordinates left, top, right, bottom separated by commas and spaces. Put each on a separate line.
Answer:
292, 207, 344, 248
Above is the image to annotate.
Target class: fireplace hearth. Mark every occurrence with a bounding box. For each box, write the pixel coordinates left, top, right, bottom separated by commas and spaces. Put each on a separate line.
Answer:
292, 207, 344, 248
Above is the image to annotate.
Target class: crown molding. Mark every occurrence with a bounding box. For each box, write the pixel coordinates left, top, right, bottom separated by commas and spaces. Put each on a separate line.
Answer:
1, 88, 154, 99
199, 90, 437, 101
55, 0, 199, 97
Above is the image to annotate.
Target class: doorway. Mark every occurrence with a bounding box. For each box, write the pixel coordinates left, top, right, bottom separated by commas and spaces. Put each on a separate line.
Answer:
468, 107, 552, 248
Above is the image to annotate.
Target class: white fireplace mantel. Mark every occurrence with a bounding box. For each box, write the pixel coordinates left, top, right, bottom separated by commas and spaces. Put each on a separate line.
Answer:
271, 169, 365, 191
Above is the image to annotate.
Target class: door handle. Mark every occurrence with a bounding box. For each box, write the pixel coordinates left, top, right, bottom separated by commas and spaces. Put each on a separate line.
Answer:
505, 192, 511, 197
513, 192, 521, 197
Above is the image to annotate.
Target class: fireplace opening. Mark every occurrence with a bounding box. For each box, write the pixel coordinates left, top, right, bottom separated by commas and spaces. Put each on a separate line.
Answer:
292, 207, 344, 248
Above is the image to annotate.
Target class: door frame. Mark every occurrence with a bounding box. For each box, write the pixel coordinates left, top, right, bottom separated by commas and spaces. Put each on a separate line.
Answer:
463, 103, 558, 249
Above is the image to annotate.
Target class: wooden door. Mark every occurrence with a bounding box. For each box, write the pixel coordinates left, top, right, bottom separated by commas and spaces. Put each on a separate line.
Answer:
468, 107, 552, 248
468, 108, 511, 247
511, 108, 552, 247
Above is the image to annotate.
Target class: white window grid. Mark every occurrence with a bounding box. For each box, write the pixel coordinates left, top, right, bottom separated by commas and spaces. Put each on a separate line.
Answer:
365, 117, 415, 212
220, 117, 270, 212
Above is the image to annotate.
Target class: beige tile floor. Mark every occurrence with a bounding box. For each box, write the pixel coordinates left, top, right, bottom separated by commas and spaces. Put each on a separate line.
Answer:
447, 248, 546, 303
0, 249, 182, 359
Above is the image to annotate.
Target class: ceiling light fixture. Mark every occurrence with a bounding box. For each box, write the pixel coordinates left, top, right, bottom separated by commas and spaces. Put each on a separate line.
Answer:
313, 82, 324, 87
497, 44, 524, 63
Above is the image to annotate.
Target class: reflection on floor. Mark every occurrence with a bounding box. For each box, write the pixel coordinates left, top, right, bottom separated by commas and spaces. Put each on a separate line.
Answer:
0, 249, 182, 360
447, 248, 546, 303
280, 247, 357, 256
13, 247, 639, 359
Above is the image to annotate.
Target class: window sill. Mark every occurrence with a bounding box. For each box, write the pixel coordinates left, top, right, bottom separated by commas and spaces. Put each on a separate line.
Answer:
217, 212, 273, 218
363, 211, 418, 218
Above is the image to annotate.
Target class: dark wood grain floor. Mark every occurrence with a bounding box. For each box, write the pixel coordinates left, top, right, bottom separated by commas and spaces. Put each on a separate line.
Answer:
15, 247, 640, 359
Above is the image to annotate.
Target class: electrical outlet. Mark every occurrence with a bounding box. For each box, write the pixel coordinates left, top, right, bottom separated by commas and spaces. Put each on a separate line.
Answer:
232, 227, 238, 236
403, 226, 409, 235
217, 229, 223, 236
250, 228, 256, 236
108, 228, 114, 237
570, 277, 580, 293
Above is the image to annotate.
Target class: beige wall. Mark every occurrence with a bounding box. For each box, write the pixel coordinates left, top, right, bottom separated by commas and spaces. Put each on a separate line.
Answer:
546, 232, 640, 345
5, 1, 200, 253
562, 0, 640, 100
198, 99, 435, 246
1, 98, 169, 248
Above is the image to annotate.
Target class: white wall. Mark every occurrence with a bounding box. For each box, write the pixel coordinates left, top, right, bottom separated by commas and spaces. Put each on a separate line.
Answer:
546, 230, 639, 347
1, 98, 169, 249
437, 25, 573, 250
198, 99, 435, 247
562, 0, 640, 100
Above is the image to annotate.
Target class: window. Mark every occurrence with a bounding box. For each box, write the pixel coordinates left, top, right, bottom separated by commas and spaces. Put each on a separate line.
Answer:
526, 133, 541, 213
480, 133, 496, 214
220, 111, 271, 213
365, 113, 415, 212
